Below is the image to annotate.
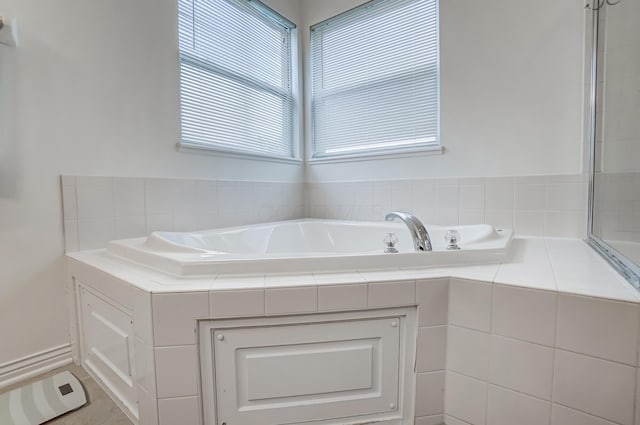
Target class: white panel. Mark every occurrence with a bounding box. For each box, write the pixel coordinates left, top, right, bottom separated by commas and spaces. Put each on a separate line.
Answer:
213, 316, 401, 425
80, 288, 137, 418
243, 343, 373, 400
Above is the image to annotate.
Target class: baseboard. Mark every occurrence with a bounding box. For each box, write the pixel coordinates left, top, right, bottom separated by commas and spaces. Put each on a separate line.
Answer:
0, 344, 73, 390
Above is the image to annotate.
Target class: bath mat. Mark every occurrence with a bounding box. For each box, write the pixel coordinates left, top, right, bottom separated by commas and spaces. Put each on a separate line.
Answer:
0, 371, 87, 424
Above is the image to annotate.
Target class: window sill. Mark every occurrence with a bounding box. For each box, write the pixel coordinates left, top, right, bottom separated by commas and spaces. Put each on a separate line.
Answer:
177, 142, 303, 165
307, 145, 444, 165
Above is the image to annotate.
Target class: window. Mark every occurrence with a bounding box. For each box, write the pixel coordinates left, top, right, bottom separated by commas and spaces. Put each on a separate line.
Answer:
310, 0, 439, 160
178, 0, 297, 160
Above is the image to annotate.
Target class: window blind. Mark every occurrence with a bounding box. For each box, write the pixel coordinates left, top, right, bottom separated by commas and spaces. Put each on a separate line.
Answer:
178, 0, 296, 159
310, 0, 439, 159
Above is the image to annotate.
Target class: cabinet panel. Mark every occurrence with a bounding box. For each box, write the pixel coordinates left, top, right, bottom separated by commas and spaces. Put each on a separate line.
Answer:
212, 316, 402, 425
80, 287, 137, 418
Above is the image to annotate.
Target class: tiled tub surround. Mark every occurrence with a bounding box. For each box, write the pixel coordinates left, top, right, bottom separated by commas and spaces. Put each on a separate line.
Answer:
306, 174, 588, 238
61, 176, 305, 252
61, 173, 587, 255
67, 237, 640, 425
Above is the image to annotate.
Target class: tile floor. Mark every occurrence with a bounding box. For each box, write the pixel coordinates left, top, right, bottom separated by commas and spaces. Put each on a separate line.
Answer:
2, 363, 133, 425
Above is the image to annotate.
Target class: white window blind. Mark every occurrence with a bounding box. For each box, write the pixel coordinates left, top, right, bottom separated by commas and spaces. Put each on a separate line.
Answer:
178, 0, 296, 159
310, 0, 439, 159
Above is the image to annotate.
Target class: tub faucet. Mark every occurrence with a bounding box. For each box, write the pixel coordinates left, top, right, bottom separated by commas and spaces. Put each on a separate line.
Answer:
385, 212, 433, 252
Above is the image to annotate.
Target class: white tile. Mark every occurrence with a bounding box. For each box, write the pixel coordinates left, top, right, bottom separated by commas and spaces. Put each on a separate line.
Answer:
145, 178, 172, 215
513, 210, 545, 236
313, 272, 367, 285
78, 218, 115, 249
494, 238, 556, 291
417, 326, 447, 373
368, 280, 415, 308
195, 180, 218, 213
434, 208, 460, 225
553, 350, 635, 425
485, 210, 513, 229
544, 211, 586, 238
485, 177, 515, 210
551, 404, 618, 425
413, 179, 436, 210
489, 336, 554, 400
158, 396, 200, 425
146, 213, 173, 233
417, 279, 449, 326
446, 326, 490, 380
448, 264, 500, 283
265, 287, 317, 315
415, 371, 445, 417
556, 294, 639, 365
153, 292, 209, 346
487, 385, 551, 425
209, 289, 264, 318
448, 279, 492, 332
492, 284, 557, 346
113, 177, 145, 217
459, 209, 485, 225
546, 183, 584, 211
114, 215, 146, 239
459, 184, 485, 210
171, 179, 199, 214
264, 274, 316, 288
155, 346, 199, 398
76, 176, 114, 219
62, 185, 78, 220
317, 284, 367, 312
212, 275, 264, 290
515, 183, 546, 210
445, 372, 487, 425
391, 180, 413, 211
435, 182, 460, 209
546, 239, 640, 303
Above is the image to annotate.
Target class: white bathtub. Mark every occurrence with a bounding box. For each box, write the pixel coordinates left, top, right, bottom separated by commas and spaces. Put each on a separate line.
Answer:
107, 219, 513, 276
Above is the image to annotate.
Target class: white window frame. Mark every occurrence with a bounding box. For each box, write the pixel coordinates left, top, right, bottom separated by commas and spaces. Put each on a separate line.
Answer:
177, 0, 302, 163
307, 0, 441, 163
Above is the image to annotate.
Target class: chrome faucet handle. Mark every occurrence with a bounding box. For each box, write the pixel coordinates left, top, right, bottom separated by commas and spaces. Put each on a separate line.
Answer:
445, 229, 461, 250
384, 232, 398, 253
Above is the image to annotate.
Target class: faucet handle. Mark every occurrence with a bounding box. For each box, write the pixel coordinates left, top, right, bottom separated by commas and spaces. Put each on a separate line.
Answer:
384, 232, 399, 253
445, 229, 461, 250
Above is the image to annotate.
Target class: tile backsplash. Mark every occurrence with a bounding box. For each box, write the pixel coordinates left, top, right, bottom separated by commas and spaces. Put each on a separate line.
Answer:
61, 176, 304, 252
306, 174, 588, 239
61, 173, 588, 252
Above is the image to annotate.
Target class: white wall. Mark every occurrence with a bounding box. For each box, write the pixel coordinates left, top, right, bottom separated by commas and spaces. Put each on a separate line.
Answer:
0, 0, 589, 371
0, 0, 303, 367
303, 0, 587, 182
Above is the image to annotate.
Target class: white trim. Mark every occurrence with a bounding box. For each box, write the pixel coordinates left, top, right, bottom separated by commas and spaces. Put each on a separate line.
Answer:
308, 145, 444, 165
177, 142, 303, 165
0, 344, 73, 390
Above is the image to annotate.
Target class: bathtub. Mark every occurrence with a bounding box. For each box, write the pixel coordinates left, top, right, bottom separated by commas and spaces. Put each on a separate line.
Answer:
107, 219, 513, 276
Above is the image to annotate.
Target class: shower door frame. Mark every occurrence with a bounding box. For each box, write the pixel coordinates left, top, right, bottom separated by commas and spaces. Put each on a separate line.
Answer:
586, 5, 640, 290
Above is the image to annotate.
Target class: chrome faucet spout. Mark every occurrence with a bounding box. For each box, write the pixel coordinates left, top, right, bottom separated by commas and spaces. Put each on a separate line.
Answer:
385, 211, 433, 252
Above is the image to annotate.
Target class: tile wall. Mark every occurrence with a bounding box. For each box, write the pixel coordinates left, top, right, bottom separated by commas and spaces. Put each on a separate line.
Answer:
306, 174, 588, 238
61, 173, 588, 253
121, 274, 640, 425
445, 279, 640, 425
593, 172, 640, 243
61, 176, 305, 251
